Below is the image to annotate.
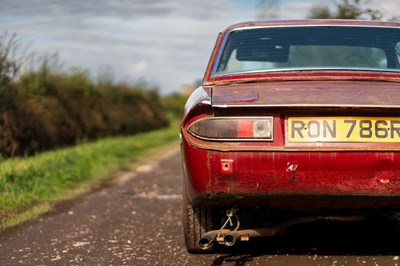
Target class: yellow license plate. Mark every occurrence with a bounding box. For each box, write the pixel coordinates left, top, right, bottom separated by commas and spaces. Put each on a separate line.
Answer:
288, 117, 400, 143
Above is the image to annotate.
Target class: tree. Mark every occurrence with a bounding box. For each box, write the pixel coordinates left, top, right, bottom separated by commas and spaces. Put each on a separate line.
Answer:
256, 0, 280, 20
308, 5, 333, 19
307, 0, 382, 20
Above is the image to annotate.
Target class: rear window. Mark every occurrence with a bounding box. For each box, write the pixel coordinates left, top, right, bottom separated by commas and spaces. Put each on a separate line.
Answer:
215, 26, 400, 75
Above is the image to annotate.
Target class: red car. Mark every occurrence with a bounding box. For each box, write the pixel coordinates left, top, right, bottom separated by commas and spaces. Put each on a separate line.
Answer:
181, 20, 400, 253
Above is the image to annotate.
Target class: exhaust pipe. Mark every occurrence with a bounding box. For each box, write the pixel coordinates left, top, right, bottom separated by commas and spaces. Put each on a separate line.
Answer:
199, 228, 275, 249
223, 231, 241, 246
222, 229, 275, 246
200, 214, 366, 248
198, 229, 234, 249
199, 232, 217, 250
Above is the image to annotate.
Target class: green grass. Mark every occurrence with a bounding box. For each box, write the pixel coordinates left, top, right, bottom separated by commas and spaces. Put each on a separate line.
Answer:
0, 122, 180, 231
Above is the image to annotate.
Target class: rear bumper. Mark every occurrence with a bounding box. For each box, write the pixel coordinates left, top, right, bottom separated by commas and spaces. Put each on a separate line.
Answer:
182, 138, 400, 210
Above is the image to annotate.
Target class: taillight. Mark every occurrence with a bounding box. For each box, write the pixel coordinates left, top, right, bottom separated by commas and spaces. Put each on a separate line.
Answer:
188, 117, 273, 141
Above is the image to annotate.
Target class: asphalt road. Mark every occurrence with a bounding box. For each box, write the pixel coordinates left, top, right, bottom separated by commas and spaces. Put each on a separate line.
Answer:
1, 146, 400, 265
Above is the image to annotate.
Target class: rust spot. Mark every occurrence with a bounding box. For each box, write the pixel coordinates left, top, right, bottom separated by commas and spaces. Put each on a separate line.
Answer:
286, 162, 298, 183
286, 162, 298, 172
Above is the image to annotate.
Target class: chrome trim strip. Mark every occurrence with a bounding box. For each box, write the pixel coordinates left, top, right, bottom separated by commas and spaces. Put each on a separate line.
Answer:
229, 23, 400, 32
212, 29, 230, 75
213, 67, 400, 78
212, 103, 400, 109
188, 116, 274, 142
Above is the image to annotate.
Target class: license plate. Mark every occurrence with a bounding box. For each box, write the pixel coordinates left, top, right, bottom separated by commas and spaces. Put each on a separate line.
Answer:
288, 117, 400, 143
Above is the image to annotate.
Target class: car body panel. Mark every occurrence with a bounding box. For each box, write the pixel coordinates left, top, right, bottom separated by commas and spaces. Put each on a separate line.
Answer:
181, 20, 400, 211
212, 81, 400, 108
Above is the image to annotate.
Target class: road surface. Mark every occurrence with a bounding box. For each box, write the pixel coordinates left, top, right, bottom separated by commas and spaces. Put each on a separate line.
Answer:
1, 146, 400, 265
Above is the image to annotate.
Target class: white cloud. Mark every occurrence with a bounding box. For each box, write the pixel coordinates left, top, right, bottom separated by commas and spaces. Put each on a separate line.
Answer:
129, 61, 148, 74
1, 0, 399, 94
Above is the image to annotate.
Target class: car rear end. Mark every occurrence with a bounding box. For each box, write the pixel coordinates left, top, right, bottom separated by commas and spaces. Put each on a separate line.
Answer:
183, 80, 400, 209
181, 20, 400, 253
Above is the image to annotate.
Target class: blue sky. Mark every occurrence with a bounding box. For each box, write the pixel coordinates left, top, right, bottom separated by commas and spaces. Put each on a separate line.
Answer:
0, 0, 397, 94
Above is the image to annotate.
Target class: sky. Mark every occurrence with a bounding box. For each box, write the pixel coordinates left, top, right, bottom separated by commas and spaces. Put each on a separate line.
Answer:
0, 0, 399, 94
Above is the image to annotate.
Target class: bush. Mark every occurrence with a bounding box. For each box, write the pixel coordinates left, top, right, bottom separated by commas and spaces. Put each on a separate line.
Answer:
161, 93, 188, 119
0, 41, 169, 157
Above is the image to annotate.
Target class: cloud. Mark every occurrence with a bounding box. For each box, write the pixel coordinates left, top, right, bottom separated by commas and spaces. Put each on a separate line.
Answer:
1, 0, 398, 94
0, 0, 248, 94
129, 60, 148, 74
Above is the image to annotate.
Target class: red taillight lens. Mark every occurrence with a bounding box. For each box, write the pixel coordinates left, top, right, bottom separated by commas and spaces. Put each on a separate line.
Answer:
238, 120, 254, 138
188, 117, 273, 141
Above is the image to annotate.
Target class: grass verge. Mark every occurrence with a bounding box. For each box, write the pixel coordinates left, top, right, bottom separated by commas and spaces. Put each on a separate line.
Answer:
0, 122, 180, 232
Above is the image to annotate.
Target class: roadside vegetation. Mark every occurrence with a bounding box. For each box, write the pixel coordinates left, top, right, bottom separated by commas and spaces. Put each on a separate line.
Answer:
0, 33, 188, 231
161, 92, 188, 120
0, 33, 169, 158
0, 122, 179, 231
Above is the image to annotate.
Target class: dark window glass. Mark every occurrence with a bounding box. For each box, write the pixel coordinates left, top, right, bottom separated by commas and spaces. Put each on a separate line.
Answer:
216, 26, 400, 74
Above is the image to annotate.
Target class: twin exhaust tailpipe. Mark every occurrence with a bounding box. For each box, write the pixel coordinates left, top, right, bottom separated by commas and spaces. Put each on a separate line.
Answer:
199, 214, 366, 250
199, 230, 237, 250
199, 228, 278, 250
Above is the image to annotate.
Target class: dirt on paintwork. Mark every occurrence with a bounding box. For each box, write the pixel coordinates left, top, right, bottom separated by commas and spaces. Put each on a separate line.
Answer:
1, 146, 400, 265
